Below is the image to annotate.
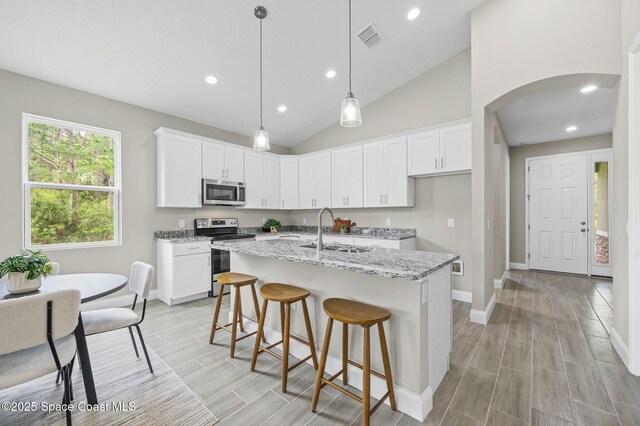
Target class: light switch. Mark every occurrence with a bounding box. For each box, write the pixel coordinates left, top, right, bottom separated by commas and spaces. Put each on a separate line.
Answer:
302, 217, 307, 225
178, 219, 185, 228
385, 218, 391, 226
448, 218, 455, 228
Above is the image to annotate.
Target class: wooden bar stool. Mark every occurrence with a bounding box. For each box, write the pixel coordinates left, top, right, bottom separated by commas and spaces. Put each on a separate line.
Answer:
251, 283, 318, 392
209, 272, 264, 357
311, 298, 396, 426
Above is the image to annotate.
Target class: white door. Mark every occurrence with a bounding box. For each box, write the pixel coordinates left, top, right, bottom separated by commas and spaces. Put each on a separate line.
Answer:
263, 155, 280, 209
346, 146, 363, 207
529, 154, 589, 274
225, 147, 245, 182
173, 253, 211, 298
314, 153, 332, 207
440, 123, 472, 173
331, 149, 348, 207
384, 137, 408, 207
243, 151, 264, 208
298, 156, 315, 209
363, 141, 384, 207
280, 157, 299, 209
407, 130, 439, 175
202, 141, 225, 180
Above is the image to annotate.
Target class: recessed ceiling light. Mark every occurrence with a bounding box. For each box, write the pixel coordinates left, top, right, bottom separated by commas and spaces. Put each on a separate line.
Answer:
277, 105, 287, 112
580, 85, 598, 93
205, 75, 218, 85
566, 125, 578, 132
407, 8, 421, 21
326, 70, 337, 79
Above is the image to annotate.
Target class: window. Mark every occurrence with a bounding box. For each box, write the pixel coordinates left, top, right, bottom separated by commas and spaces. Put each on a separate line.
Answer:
22, 114, 121, 249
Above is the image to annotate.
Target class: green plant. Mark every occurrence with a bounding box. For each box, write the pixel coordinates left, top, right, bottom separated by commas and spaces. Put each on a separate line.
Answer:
261, 219, 282, 230
0, 249, 53, 280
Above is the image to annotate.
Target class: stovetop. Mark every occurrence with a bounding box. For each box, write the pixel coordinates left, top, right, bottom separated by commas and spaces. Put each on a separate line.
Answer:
194, 218, 255, 241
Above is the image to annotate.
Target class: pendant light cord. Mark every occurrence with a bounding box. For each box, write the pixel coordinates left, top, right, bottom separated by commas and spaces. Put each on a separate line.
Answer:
260, 17, 263, 128
348, 0, 352, 95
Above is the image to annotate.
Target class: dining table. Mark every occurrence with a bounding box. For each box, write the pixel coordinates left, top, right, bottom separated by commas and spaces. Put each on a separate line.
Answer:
0, 273, 128, 405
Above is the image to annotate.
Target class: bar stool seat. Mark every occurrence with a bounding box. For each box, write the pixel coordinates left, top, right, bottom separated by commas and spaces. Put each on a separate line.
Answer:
209, 272, 265, 357
251, 283, 318, 392
312, 298, 396, 426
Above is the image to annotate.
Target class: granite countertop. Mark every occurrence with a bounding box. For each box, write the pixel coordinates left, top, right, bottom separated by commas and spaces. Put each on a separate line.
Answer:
210, 239, 458, 281
157, 236, 212, 243
241, 226, 416, 240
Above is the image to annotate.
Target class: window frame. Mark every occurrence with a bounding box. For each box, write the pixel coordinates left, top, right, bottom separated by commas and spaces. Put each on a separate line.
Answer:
22, 113, 122, 250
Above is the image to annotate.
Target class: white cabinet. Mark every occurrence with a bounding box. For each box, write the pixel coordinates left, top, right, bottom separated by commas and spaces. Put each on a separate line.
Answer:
332, 146, 363, 208
243, 151, 281, 209
408, 122, 471, 176
202, 140, 245, 182
280, 157, 299, 209
157, 240, 211, 305
353, 237, 416, 250
363, 137, 415, 207
299, 153, 332, 209
156, 130, 202, 208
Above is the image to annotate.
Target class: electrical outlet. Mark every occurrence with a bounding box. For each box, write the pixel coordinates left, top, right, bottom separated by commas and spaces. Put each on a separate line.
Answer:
178, 219, 185, 228
385, 218, 391, 227
302, 217, 307, 225
448, 218, 455, 228
487, 219, 491, 230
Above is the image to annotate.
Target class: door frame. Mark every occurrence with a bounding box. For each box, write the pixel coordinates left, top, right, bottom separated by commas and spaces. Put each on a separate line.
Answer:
589, 151, 613, 277
525, 148, 613, 273
505, 149, 511, 270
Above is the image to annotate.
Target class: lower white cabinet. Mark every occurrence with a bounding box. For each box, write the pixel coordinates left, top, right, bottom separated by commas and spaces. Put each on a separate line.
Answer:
353, 237, 416, 250
157, 240, 211, 305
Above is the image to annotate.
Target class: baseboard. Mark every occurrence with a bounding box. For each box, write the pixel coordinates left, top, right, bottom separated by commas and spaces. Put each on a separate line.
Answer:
236, 317, 432, 421
81, 290, 158, 311
509, 262, 528, 270
452, 290, 472, 303
470, 292, 496, 325
610, 327, 630, 369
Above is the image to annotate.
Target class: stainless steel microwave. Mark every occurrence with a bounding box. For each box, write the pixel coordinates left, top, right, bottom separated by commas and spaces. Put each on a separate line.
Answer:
202, 179, 246, 206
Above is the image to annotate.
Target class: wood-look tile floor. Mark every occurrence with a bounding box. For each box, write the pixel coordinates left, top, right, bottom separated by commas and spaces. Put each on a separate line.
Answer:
138, 270, 640, 425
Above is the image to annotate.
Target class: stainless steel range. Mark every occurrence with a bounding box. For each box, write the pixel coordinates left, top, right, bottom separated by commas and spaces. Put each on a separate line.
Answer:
194, 218, 255, 297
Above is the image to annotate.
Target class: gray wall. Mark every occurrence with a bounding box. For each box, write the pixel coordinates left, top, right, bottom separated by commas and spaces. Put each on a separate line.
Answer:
292, 49, 473, 294
509, 134, 613, 264
0, 69, 290, 295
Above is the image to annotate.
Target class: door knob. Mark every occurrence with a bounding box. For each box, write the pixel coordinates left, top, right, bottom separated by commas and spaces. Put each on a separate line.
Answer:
580, 221, 586, 225
581, 228, 587, 232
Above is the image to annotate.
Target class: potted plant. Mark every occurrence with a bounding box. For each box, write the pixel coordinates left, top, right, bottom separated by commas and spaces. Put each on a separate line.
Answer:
0, 249, 53, 294
261, 218, 282, 233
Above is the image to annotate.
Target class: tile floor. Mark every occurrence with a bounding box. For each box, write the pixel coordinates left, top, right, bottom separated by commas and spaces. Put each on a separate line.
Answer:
136, 270, 640, 425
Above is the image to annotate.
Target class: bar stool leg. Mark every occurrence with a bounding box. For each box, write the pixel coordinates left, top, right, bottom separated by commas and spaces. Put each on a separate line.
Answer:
209, 284, 225, 344
251, 299, 269, 371
282, 302, 291, 392
279, 302, 285, 335
230, 286, 241, 357
250, 284, 267, 343
301, 299, 318, 369
237, 290, 245, 332
362, 325, 371, 426
378, 322, 396, 410
342, 323, 349, 386
312, 317, 333, 412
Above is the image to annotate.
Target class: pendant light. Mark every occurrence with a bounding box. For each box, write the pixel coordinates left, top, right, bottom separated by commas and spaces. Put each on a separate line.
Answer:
340, 0, 362, 127
253, 6, 270, 150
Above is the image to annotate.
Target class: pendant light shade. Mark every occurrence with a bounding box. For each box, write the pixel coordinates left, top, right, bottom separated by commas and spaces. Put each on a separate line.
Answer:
340, 0, 362, 127
253, 6, 270, 151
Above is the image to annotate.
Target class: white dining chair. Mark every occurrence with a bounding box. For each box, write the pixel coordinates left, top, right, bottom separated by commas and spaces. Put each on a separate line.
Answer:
0, 289, 81, 426
81, 261, 155, 373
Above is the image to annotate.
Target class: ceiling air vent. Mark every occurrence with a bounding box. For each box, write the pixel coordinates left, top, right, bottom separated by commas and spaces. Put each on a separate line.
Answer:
357, 23, 384, 48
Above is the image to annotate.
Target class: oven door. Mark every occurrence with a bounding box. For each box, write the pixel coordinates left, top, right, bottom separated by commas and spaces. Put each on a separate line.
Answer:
210, 248, 231, 297
202, 179, 244, 206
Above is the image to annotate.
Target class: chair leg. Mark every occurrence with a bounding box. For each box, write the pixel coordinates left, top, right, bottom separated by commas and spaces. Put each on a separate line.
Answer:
128, 326, 139, 357
238, 289, 245, 332
56, 370, 62, 384
282, 302, 291, 393
230, 286, 241, 357
311, 317, 333, 412
251, 284, 267, 343
279, 302, 285, 336
342, 323, 349, 386
68, 357, 75, 401
301, 299, 318, 369
362, 325, 371, 426
63, 365, 72, 426
209, 284, 225, 344
378, 322, 396, 410
135, 325, 154, 374
251, 299, 269, 371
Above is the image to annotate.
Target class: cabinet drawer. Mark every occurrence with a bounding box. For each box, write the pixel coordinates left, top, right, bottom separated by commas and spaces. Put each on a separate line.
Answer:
173, 242, 211, 256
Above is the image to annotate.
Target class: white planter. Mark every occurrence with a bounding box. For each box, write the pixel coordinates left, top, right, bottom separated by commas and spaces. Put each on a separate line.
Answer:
6, 272, 42, 294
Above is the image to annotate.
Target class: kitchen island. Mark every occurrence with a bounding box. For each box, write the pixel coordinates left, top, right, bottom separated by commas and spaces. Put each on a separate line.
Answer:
210, 239, 458, 421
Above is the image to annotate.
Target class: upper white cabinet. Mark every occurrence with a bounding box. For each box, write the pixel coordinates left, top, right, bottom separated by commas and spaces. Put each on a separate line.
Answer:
156, 129, 202, 208
363, 137, 415, 207
331, 146, 363, 208
202, 140, 244, 182
280, 157, 299, 209
299, 153, 332, 209
408, 122, 471, 177
243, 151, 280, 209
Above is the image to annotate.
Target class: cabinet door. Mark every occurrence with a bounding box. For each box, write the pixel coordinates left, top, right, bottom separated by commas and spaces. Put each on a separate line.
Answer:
173, 253, 211, 298
243, 151, 264, 208
298, 156, 316, 209
202, 141, 226, 180
225, 146, 245, 182
280, 157, 299, 209
407, 130, 440, 176
331, 149, 348, 207
314, 153, 332, 208
263, 155, 280, 209
440, 123, 471, 173
384, 137, 409, 206
158, 134, 202, 207
363, 142, 384, 207
346, 146, 363, 207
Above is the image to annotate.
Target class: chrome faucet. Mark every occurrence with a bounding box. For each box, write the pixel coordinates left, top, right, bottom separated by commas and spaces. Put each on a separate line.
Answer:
317, 207, 335, 253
